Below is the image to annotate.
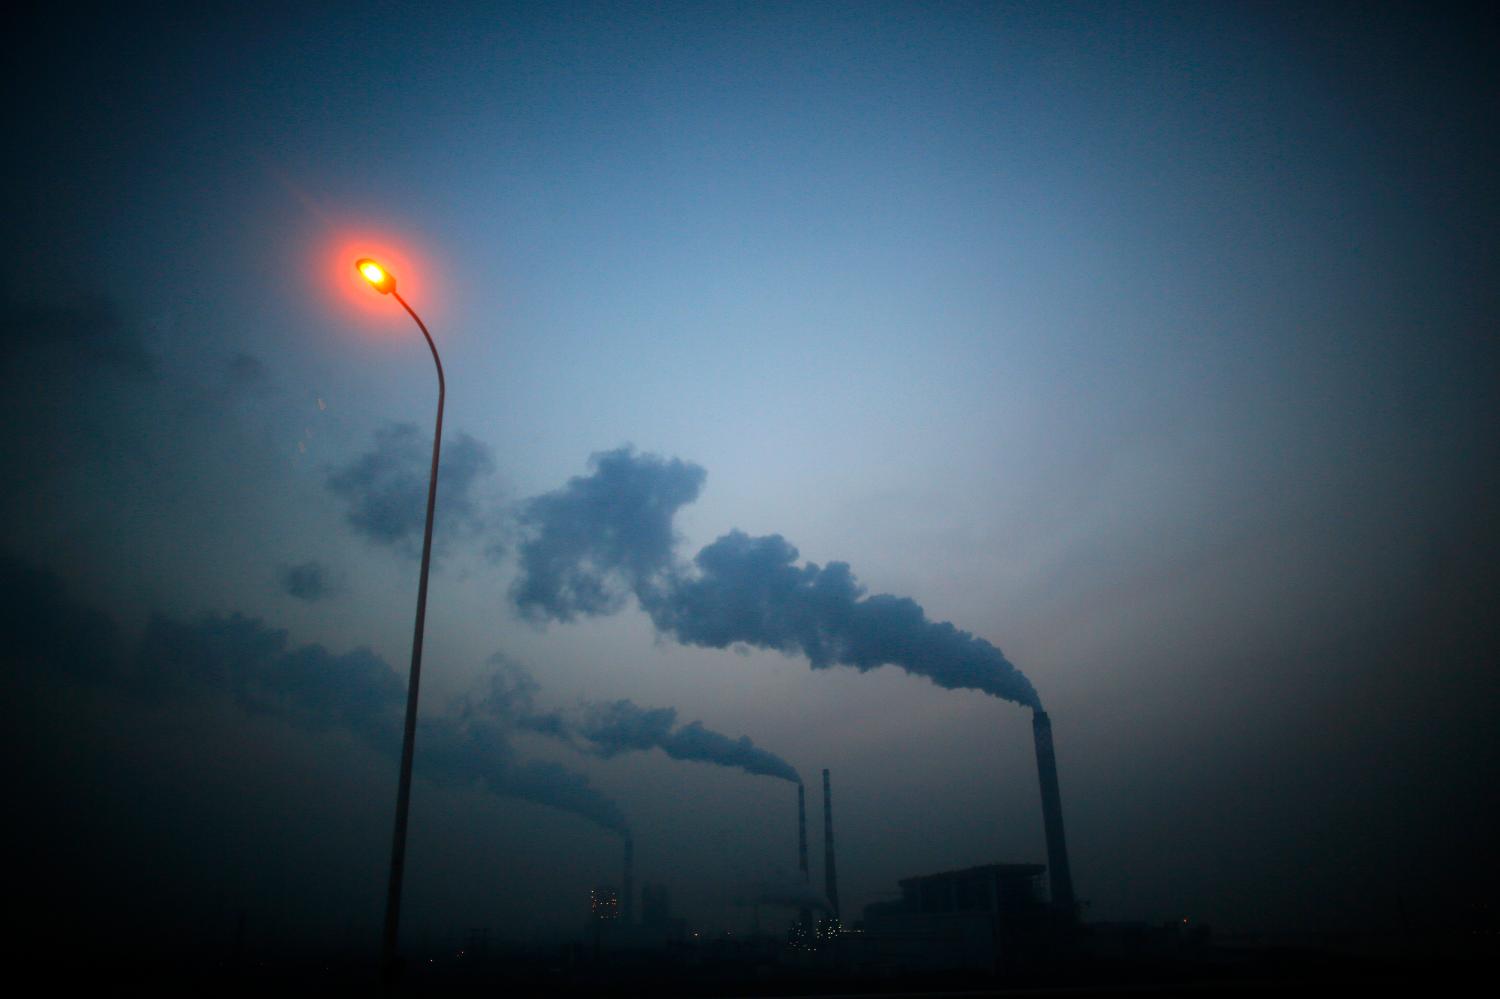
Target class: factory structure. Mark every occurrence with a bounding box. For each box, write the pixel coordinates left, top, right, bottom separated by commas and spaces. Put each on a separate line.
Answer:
830, 709, 1077, 971
855, 863, 1050, 970
583, 707, 1078, 972
822, 767, 840, 923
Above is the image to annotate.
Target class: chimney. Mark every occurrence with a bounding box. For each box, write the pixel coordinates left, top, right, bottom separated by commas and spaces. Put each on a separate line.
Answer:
822, 769, 840, 921
797, 782, 812, 935
797, 783, 809, 881
1032, 710, 1076, 916
622, 834, 634, 926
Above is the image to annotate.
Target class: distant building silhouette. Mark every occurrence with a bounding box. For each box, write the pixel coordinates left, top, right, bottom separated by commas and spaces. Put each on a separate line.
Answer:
857, 863, 1048, 971
591, 885, 620, 923
640, 882, 687, 941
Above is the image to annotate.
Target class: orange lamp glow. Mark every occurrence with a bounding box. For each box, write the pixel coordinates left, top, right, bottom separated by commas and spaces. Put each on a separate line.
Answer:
356, 258, 396, 295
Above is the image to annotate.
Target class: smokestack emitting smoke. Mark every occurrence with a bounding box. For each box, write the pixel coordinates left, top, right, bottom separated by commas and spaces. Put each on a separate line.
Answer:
822, 768, 839, 921
512, 448, 1041, 710
1032, 710, 1075, 915
509, 451, 1073, 911
622, 834, 634, 926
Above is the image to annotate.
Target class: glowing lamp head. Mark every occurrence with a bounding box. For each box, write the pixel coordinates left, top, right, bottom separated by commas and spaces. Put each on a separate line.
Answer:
356, 258, 396, 295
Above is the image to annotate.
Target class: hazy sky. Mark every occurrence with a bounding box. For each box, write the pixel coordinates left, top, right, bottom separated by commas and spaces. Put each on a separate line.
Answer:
5, 1, 1496, 959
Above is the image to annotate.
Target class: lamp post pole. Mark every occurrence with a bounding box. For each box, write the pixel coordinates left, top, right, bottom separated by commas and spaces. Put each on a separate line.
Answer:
357, 260, 444, 986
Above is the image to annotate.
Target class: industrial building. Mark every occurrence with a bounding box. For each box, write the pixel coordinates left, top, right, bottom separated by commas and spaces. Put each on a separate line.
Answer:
580, 708, 1076, 973
854, 863, 1050, 972
809, 710, 1078, 972
639, 883, 687, 942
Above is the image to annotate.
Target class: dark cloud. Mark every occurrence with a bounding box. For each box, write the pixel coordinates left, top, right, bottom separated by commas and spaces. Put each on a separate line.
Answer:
512, 452, 1041, 709
512, 446, 705, 621
135, 612, 404, 754
0, 296, 159, 505
326, 421, 498, 560
278, 560, 337, 601
0, 552, 122, 683
224, 351, 270, 394
0, 296, 154, 378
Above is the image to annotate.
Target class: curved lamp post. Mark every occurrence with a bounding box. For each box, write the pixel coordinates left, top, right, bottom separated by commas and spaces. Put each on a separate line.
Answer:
356, 258, 444, 985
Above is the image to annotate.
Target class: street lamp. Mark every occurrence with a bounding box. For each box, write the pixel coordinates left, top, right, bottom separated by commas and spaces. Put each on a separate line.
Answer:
356, 257, 444, 985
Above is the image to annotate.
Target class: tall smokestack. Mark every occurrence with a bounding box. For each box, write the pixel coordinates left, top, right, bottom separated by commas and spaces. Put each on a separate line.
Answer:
797, 783, 809, 881
1032, 710, 1075, 916
622, 834, 634, 926
796, 782, 812, 935
822, 769, 840, 921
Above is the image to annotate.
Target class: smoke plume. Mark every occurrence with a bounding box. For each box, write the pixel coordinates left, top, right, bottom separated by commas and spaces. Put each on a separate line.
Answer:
418, 713, 629, 836
2, 554, 629, 837
278, 560, 339, 602
513, 449, 1041, 709
327, 421, 500, 561
578, 699, 801, 783
475, 657, 801, 783
512, 447, 705, 621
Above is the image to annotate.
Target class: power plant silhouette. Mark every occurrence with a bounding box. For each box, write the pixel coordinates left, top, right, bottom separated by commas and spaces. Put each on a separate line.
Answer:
600, 706, 1076, 956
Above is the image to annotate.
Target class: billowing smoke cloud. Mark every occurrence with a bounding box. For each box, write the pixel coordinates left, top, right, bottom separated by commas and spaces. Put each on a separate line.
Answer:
653, 531, 1039, 707
2, 553, 628, 837
513, 450, 1042, 709
278, 560, 338, 601
468, 653, 572, 740
512, 446, 705, 621
327, 421, 499, 560
474, 657, 801, 784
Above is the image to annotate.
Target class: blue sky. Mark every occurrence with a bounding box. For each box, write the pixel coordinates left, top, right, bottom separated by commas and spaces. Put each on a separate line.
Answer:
4, 1, 1496, 958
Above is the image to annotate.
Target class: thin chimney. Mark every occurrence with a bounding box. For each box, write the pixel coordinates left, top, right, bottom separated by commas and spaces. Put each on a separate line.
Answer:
797, 783, 809, 881
622, 834, 634, 926
797, 782, 812, 935
822, 768, 840, 921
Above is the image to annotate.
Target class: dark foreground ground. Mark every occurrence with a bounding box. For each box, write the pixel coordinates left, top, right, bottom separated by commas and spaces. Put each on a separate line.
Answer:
42, 929, 1497, 997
